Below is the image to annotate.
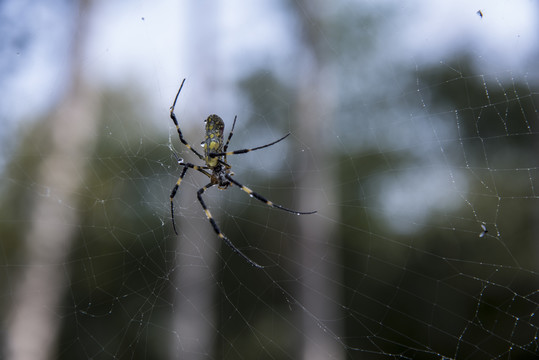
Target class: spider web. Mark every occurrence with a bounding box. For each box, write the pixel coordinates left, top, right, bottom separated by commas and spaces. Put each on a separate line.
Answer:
1, 1, 538, 360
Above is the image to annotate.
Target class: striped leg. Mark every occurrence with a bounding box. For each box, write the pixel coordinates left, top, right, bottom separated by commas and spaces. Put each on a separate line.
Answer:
225, 175, 317, 215
170, 162, 211, 235
209, 133, 290, 158
169, 79, 205, 161
197, 182, 264, 269
222, 116, 237, 164
223, 116, 237, 153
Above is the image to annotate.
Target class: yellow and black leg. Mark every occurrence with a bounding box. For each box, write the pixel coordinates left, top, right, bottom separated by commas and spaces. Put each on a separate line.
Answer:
170, 162, 211, 235
210, 132, 290, 158
197, 182, 264, 269
169, 78, 205, 161
223, 116, 237, 156
226, 175, 317, 215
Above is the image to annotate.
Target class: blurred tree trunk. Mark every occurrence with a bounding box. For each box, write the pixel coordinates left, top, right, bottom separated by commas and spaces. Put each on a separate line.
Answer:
290, 2, 344, 360
170, 2, 219, 359
6, 1, 99, 360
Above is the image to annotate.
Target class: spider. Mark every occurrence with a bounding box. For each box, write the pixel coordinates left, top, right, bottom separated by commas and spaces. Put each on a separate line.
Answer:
169, 79, 316, 268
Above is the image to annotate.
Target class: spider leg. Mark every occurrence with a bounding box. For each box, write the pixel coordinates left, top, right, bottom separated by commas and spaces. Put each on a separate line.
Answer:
197, 182, 264, 269
170, 162, 212, 235
210, 133, 290, 158
170, 79, 205, 161
223, 115, 237, 164
223, 116, 237, 153
225, 175, 317, 215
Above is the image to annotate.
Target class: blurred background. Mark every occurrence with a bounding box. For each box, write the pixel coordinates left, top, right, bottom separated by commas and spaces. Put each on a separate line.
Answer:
1, 0, 538, 359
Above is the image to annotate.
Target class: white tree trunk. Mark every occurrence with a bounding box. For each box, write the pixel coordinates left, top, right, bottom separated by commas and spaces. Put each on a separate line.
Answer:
6, 2, 98, 359
291, 2, 344, 359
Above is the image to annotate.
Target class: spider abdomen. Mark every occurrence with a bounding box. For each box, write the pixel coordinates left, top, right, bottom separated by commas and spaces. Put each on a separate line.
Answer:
204, 114, 225, 167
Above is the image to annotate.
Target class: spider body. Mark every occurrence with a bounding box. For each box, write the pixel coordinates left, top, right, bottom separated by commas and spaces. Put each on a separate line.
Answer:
169, 79, 316, 268
203, 114, 225, 167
